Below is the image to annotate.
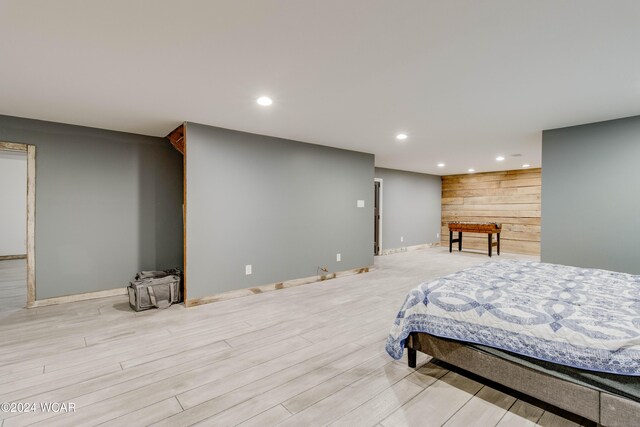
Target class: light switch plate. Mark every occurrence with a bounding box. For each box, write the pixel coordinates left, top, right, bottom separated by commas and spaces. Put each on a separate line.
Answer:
357, 200, 365, 208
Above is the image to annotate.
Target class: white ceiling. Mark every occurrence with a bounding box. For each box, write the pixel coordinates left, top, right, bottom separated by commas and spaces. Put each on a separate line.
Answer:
1, 1, 640, 175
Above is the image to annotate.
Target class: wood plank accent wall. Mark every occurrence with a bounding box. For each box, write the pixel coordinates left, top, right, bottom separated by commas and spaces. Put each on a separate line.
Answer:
441, 168, 541, 255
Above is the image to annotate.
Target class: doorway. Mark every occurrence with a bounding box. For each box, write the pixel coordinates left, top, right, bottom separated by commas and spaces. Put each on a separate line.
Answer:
374, 178, 382, 255
0, 142, 36, 313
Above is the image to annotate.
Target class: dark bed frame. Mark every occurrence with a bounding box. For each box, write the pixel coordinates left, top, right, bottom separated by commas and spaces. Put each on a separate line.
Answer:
406, 333, 640, 426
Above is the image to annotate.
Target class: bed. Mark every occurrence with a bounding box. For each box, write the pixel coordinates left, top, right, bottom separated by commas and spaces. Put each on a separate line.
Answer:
386, 260, 640, 426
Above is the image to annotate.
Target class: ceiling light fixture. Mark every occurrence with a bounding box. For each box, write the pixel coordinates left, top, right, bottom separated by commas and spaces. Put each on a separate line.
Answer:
256, 96, 273, 106
468, 168, 475, 173
437, 163, 445, 168
396, 133, 408, 141
522, 164, 531, 168
496, 156, 505, 161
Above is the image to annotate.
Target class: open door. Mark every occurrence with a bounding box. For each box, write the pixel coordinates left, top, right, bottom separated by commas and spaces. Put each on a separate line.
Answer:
374, 179, 382, 255
0, 142, 36, 310
165, 124, 187, 303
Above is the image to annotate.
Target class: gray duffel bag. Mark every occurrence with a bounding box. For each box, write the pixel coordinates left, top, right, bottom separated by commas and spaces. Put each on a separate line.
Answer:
128, 274, 182, 311
135, 269, 182, 281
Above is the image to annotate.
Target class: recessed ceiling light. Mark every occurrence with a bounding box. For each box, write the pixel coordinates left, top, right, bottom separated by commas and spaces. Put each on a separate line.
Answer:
396, 133, 408, 141
256, 96, 273, 106
468, 168, 475, 173
522, 164, 531, 168
496, 156, 505, 161
437, 163, 445, 168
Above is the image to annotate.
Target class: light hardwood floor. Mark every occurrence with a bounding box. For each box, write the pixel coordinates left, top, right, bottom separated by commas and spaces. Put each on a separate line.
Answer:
0, 260, 27, 320
0, 248, 596, 427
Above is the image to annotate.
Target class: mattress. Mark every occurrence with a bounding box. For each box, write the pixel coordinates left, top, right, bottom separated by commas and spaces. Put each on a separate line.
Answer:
386, 259, 640, 375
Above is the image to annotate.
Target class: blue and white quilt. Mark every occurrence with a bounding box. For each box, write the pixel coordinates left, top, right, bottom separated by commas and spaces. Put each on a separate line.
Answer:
386, 260, 640, 375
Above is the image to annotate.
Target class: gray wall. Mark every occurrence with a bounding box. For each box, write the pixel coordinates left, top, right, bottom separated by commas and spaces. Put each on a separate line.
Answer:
374, 168, 441, 251
0, 115, 183, 299
541, 115, 640, 274
186, 123, 374, 299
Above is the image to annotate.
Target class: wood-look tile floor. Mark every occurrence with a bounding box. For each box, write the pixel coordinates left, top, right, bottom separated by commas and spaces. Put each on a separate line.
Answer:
0, 249, 596, 427
0, 259, 27, 320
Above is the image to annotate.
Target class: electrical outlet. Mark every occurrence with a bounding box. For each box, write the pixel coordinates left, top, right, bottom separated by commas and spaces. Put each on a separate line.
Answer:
400, 236, 404, 243
357, 200, 365, 208
336, 253, 341, 262
437, 233, 440, 239
245, 264, 252, 275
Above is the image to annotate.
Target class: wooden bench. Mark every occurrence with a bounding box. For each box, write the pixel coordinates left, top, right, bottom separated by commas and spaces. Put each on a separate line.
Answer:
448, 222, 501, 257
